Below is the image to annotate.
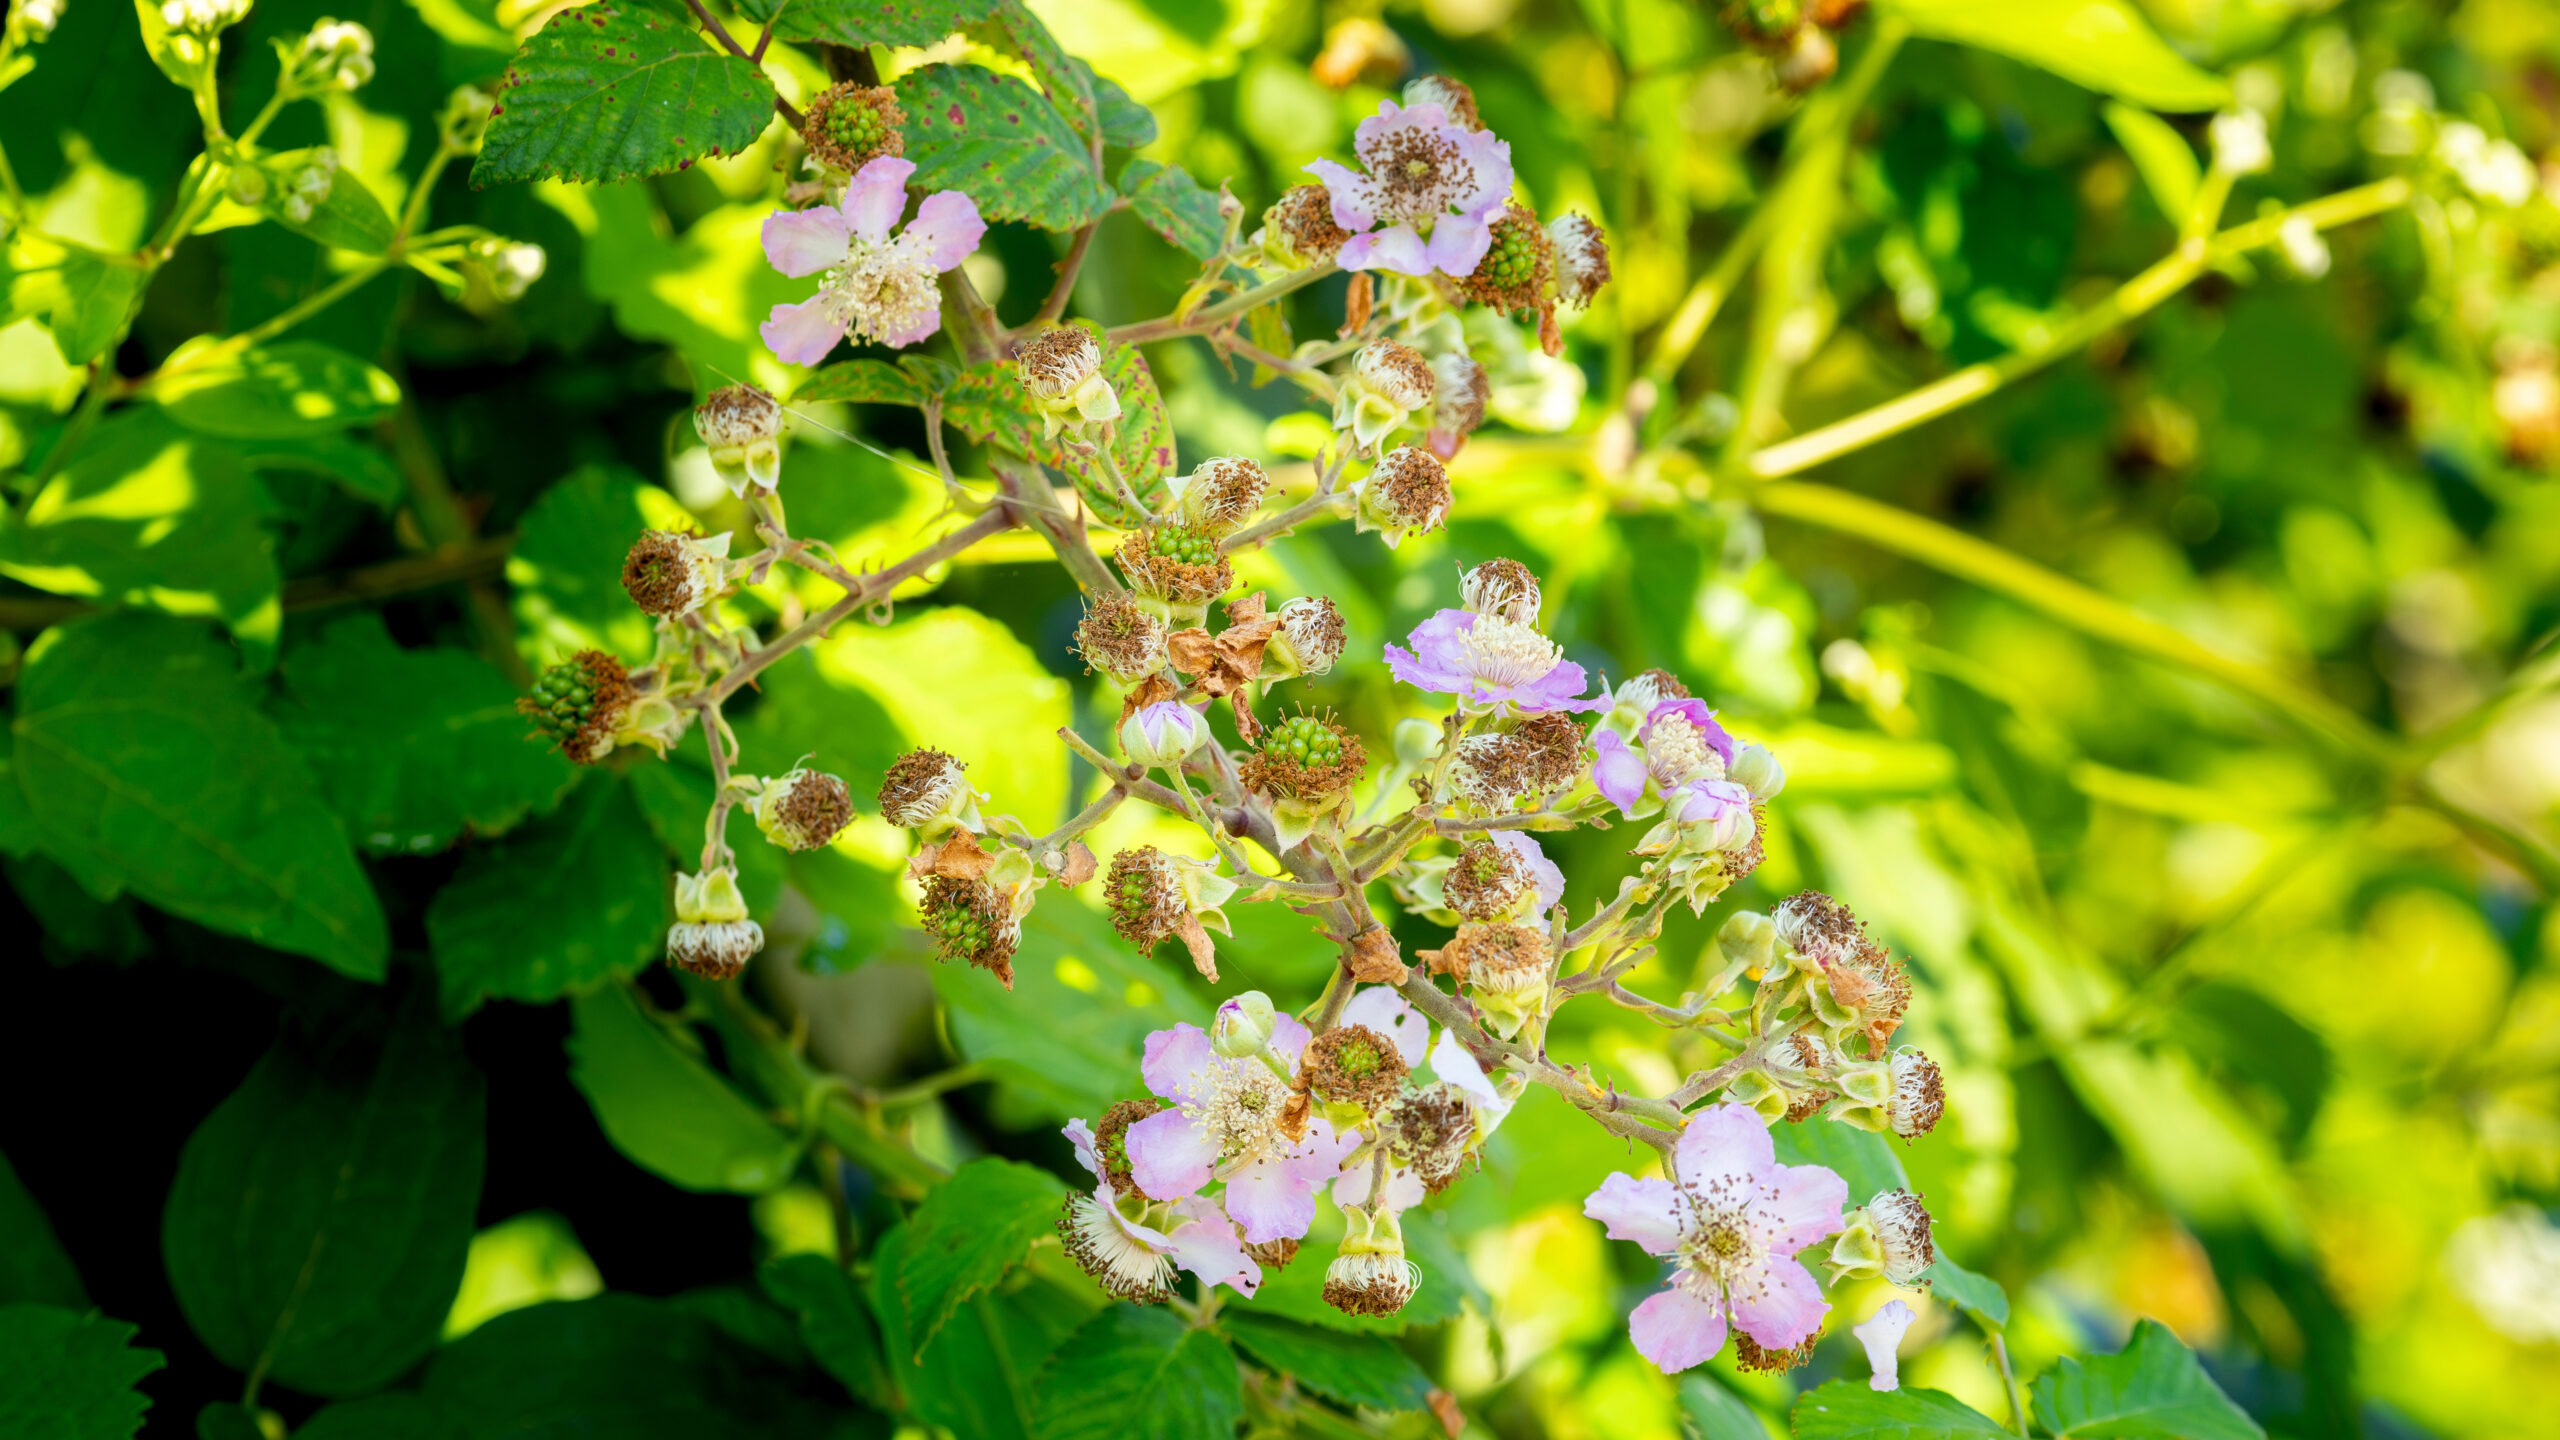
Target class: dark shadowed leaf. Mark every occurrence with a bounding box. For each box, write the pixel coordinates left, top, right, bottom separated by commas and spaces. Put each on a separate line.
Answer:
759, 1254, 894, 1410
163, 989, 484, 1397
1032, 1305, 1240, 1440
0, 1152, 84, 1309
475, 5, 777, 186
2030, 1319, 2264, 1440
567, 983, 801, 1194
427, 776, 669, 1016
0, 1305, 163, 1440
870, 1222, 1096, 1440
1220, 1310, 1431, 1410
897, 1158, 1070, 1357
12, 615, 384, 976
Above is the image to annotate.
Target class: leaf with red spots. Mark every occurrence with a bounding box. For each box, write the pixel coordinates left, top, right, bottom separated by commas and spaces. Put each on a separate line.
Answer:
1118, 158, 1227, 260
472, 5, 776, 187
941, 322, 1172, 528
732, 0, 1002, 49
894, 63, 1113, 230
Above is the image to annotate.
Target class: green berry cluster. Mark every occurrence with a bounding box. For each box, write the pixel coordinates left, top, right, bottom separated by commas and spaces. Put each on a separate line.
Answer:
1152, 524, 1219, 567
1724, 0, 1803, 47
929, 895, 994, 958
526, 659, 602, 746
1112, 867, 1158, 928
1263, 714, 1345, 769
1332, 1034, 1384, 1080
823, 100, 890, 157
1478, 221, 1544, 293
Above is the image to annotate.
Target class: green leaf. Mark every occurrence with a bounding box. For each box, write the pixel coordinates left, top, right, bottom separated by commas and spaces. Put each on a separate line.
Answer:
274, 164, 399, 256
942, 359, 1051, 459
1091, 72, 1155, 150
897, 1158, 1070, 1357
507, 465, 701, 666
626, 757, 784, 915
1928, 1254, 2011, 1332
420, 1293, 855, 1436
1117, 159, 1224, 260
0, 1152, 85, 1308
1769, 1119, 1909, 1203
12, 614, 385, 977
47, 249, 143, 364
475, 4, 778, 186
743, 0, 1003, 49
152, 340, 401, 440
292, 1395, 455, 1440
0, 1305, 164, 1440
793, 358, 933, 408
1032, 1305, 1241, 1440
1877, 0, 2230, 112
942, 331, 1173, 527
6, 853, 151, 964
0, 410, 281, 660
2030, 1319, 2264, 1440
272, 614, 577, 856
1790, 1381, 2012, 1440
426, 776, 669, 1016
235, 432, 404, 507
193, 1402, 267, 1440
566, 983, 802, 1194
1681, 1374, 1775, 1440
870, 1221, 1097, 1440
758, 1254, 893, 1410
896, 63, 1114, 230
2101, 102, 2201, 222
936, 895, 1203, 1120
163, 989, 485, 1397
1219, 1311, 1431, 1411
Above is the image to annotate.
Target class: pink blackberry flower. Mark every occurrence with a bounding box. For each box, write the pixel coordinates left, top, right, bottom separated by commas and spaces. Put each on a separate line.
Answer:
759, 157, 984, 363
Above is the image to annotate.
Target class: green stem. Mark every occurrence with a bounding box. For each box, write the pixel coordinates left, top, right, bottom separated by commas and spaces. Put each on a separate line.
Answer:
1991, 1333, 2030, 1437
1108, 263, 1337, 345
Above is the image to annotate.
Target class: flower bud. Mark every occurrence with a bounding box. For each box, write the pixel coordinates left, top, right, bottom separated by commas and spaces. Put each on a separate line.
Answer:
621, 529, 732, 618
1773, 23, 1837, 92
1402, 74, 1482, 130
1830, 1046, 1944, 1139
1212, 991, 1278, 1058
1353, 446, 1451, 549
1727, 741, 1785, 799
1265, 595, 1346, 680
468, 238, 546, 302
669, 867, 763, 979
877, 748, 984, 837
1722, 0, 1803, 51
802, 81, 904, 174
753, 767, 854, 852
1442, 840, 1534, 923
1015, 326, 1120, 442
441, 86, 497, 152
1716, 909, 1779, 977
1426, 350, 1491, 459
1324, 1210, 1419, 1317
2209, 109, 2271, 175
1119, 701, 1205, 770
1460, 557, 1541, 626
1549, 213, 1612, 310
695, 384, 784, 496
921, 873, 1023, 983
1334, 340, 1435, 454
1116, 522, 1233, 615
9, 0, 62, 44
1392, 716, 1443, 767
162, 0, 250, 38
1172, 456, 1267, 536
290, 19, 376, 93
1669, 777, 1755, 848
1457, 204, 1553, 314
1260, 184, 1350, 270
519, 651, 633, 765
1074, 592, 1169, 686
1829, 1188, 1937, 1287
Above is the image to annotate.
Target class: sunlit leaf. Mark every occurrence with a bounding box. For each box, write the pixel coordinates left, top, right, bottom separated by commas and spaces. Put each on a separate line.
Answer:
506, 464, 701, 666
474, 4, 777, 186
935, 895, 1203, 1119
2101, 102, 2201, 222
2031, 1319, 2264, 1440
738, 0, 1002, 48
896, 1157, 1070, 1356
153, 340, 401, 439
896, 63, 1114, 230
1790, 1380, 2011, 1439
1876, 0, 2230, 112
1117, 159, 1225, 260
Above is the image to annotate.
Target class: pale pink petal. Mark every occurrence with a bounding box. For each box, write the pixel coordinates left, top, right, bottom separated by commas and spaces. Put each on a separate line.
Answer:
1350, 99, 1431, 160
1446, 129, 1514, 215
1759, 1161, 1850, 1256
1424, 213, 1493, 278
1302, 158, 1376, 230
843, 156, 916, 244
909, 190, 986, 271
1341, 987, 1429, 1065
1141, 1024, 1216, 1105
1063, 1118, 1101, 1180
1269, 1013, 1313, 1069
761, 205, 850, 277
1164, 1196, 1260, 1295
1730, 1255, 1829, 1351
1675, 1102, 1777, 1191
1629, 1285, 1728, 1374
1593, 730, 1647, 814
1126, 1108, 1217, 1200
1584, 1171, 1683, 1256
1223, 1153, 1322, 1244
1331, 1156, 1428, 1213
1487, 831, 1565, 916
871, 305, 945, 349
1429, 1028, 1508, 1116
760, 297, 846, 367
1855, 1300, 1916, 1391
1340, 225, 1433, 276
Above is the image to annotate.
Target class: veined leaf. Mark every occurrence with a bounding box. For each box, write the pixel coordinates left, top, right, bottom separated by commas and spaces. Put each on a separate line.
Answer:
0, 1305, 164, 1440
943, 326, 1172, 527
1929, 1254, 2011, 1332
475, 5, 777, 186
2030, 1319, 2264, 1440
1118, 158, 1225, 260
739, 0, 1003, 49
1680, 1374, 1775, 1440
896, 63, 1114, 230
1790, 1381, 2012, 1440
153, 339, 402, 439
1032, 1306, 1241, 1440
896, 1157, 1069, 1357
1877, 0, 2230, 112
426, 775, 669, 1016
1219, 1311, 1432, 1411
793, 358, 933, 408
567, 984, 801, 1194
506, 464, 701, 666
162, 990, 485, 1397
870, 1222, 1096, 1440
758, 1255, 893, 1410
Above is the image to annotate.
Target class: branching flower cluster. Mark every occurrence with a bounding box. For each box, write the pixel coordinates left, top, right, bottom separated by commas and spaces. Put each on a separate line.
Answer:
518, 64, 1961, 1376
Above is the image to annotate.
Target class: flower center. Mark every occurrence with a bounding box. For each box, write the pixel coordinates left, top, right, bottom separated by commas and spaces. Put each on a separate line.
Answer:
1679, 1198, 1765, 1283
1456, 616, 1563, 689
1197, 1061, 1288, 1165
1646, 716, 1722, 784
823, 236, 940, 344
1362, 126, 1470, 224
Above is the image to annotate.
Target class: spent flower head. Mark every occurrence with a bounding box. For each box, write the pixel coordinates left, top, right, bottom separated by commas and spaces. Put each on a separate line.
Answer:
669, 867, 763, 979
1352, 445, 1452, 548
1015, 325, 1121, 441
621, 529, 732, 619
694, 384, 784, 496
1336, 340, 1437, 453
752, 767, 854, 852
877, 748, 984, 837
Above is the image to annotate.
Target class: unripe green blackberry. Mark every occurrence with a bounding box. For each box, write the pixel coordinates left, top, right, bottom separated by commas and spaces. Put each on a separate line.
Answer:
1238, 711, 1365, 803
921, 874, 1018, 983
1723, 0, 1804, 50
803, 82, 904, 173
1106, 846, 1184, 949
1117, 522, 1233, 608
1300, 1023, 1408, 1112
1458, 204, 1552, 314
518, 651, 631, 765
1265, 714, 1344, 768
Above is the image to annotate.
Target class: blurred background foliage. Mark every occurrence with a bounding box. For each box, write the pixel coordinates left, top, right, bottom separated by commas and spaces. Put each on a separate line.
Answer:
5, 0, 2560, 1438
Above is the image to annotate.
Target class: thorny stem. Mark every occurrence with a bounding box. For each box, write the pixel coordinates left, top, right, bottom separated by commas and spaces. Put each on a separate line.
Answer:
709, 508, 1014, 702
